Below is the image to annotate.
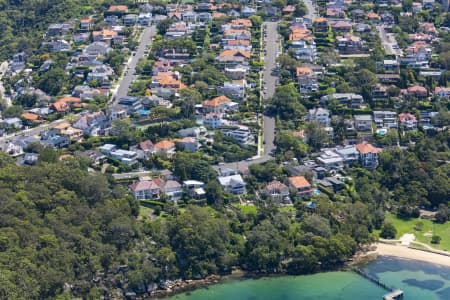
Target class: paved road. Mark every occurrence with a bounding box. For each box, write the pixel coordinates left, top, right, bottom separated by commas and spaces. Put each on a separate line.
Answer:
215, 22, 279, 171
377, 25, 402, 56
303, 0, 318, 20
0, 25, 157, 146
112, 25, 157, 102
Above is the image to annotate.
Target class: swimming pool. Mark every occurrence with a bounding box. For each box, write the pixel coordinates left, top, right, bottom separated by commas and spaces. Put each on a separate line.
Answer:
376, 128, 387, 135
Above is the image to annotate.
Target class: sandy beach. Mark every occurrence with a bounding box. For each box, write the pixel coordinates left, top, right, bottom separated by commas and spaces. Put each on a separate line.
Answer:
370, 243, 450, 267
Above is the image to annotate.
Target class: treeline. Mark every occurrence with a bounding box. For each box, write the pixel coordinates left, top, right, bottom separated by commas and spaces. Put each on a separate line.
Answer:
0, 148, 381, 299
0, 152, 140, 299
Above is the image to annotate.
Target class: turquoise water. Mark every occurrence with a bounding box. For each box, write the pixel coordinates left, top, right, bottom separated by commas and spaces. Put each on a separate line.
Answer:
166, 257, 450, 300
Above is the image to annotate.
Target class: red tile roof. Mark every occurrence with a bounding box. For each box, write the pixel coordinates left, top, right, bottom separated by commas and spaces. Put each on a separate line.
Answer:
355, 142, 381, 154
288, 176, 311, 189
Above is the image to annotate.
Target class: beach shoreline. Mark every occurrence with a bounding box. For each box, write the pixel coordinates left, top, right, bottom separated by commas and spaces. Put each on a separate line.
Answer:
355, 243, 450, 268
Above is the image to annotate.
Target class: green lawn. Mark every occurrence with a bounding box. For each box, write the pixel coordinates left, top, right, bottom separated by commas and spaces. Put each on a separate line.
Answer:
381, 213, 450, 251
237, 204, 258, 215
138, 205, 154, 219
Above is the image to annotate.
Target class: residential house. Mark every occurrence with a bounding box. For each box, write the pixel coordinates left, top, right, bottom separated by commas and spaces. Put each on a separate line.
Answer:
152, 60, 173, 75
373, 111, 398, 129
223, 39, 252, 52
178, 137, 199, 152
317, 150, 344, 170
372, 84, 389, 99
84, 42, 112, 56
218, 174, 246, 194
154, 140, 176, 157
241, 6, 256, 17
330, 20, 352, 32
73, 111, 109, 136
401, 85, 428, 98
108, 5, 128, 15
224, 64, 249, 80
40, 131, 70, 148
93, 29, 118, 44
399, 112, 418, 130
197, 12, 212, 22
123, 14, 138, 26
216, 49, 250, 64
367, 12, 380, 22
419, 22, 437, 36
282, 5, 296, 14
87, 64, 114, 83
129, 180, 160, 200
203, 113, 223, 128
320, 93, 364, 108
221, 80, 248, 99
74, 32, 90, 43
355, 142, 381, 169
327, 7, 345, 18
2, 117, 22, 128
48, 40, 71, 52
132, 140, 154, 159
221, 125, 252, 144
80, 17, 93, 30
74, 150, 107, 165
354, 114, 373, 131
354, 23, 371, 33
412, 2, 422, 12
290, 40, 317, 62
110, 149, 138, 165
118, 96, 143, 112
288, 176, 313, 197
337, 34, 366, 54
435, 87, 450, 98
296, 66, 318, 92
223, 29, 251, 40
263, 180, 290, 203
108, 104, 128, 120
54, 122, 83, 140
162, 180, 183, 201
313, 17, 328, 31
138, 13, 152, 25
51, 96, 82, 112
334, 145, 359, 165
308, 107, 330, 126
183, 180, 206, 199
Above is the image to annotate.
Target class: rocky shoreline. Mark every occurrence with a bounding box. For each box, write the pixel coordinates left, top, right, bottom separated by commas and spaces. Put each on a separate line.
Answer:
148, 274, 222, 298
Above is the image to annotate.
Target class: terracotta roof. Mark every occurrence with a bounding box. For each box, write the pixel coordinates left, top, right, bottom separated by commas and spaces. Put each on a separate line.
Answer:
231, 18, 252, 27
108, 5, 128, 12
313, 17, 328, 23
288, 176, 311, 189
81, 17, 92, 23
218, 49, 250, 59
52, 97, 81, 112
226, 39, 251, 46
355, 142, 381, 154
203, 95, 231, 107
367, 12, 380, 19
93, 29, 118, 38
154, 140, 175, 150
21, 112, 39, 121
408, 85, 427, 93
296, 66, 313, 77
54, 121, 71, 130
213, 12, 226, 19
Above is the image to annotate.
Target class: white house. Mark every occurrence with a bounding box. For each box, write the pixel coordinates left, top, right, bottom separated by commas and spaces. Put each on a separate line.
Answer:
218, 174, 246, 194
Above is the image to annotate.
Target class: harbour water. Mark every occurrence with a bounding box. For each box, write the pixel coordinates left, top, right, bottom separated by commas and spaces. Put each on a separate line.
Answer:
166, 256, 450, 300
